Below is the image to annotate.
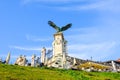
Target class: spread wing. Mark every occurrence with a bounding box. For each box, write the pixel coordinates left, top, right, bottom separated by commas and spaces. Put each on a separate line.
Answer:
61, 23, 72, 32
48, 21, 60, 31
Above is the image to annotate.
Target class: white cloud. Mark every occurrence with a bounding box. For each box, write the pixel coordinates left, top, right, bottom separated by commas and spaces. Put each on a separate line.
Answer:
68, 42, 116, 52
9, 45, 52, 51
68, 41, 117, 61
22, 0, 86, 3
65, 26, 120, 61
58, 0, 106, 10
53, 0, 120, 13
26, 35, 52, 42
10, 46, 41, 51
21, 0, 120, 13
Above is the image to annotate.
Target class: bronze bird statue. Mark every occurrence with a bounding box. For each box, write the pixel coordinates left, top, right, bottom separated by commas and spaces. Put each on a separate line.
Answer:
48, 21, 72, 33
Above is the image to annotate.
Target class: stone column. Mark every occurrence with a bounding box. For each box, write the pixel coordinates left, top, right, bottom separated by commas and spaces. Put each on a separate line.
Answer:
0, 58, 2, 63
111, 61, 117, 72
35, 57, 40, 67
63, 53, 66, 69
53, 32, 64, 57
6, 52, 10, 64
41, 47, 46, 64
73, 57, 77, 65
45, 56, 48, 66
31, 54, 36, 67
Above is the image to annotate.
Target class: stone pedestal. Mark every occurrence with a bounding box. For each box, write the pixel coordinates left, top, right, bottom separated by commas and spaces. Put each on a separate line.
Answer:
48, 32, 67, 69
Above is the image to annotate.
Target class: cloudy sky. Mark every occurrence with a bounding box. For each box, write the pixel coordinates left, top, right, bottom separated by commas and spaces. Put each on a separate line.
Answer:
0, 0, 120, 63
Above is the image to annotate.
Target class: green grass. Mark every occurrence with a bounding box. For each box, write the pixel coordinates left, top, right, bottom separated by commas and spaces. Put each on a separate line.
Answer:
0, 63, 120, 80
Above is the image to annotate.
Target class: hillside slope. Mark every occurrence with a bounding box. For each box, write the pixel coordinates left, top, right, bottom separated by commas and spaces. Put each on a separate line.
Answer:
0, 64, 120, 80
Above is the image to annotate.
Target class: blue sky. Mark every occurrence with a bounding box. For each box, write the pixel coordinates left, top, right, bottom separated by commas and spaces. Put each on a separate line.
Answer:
0, 0, 120, 63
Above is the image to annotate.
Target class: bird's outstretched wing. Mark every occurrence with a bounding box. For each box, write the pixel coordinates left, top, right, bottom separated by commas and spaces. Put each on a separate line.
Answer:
61, 23, 72, 32
48, 21, 60, 31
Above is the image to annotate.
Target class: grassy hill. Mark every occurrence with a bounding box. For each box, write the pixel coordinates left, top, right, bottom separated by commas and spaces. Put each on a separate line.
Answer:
0, 64, 120, 80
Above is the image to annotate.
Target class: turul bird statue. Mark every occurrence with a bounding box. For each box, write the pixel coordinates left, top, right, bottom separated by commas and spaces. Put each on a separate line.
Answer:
48, 21, 72, 33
